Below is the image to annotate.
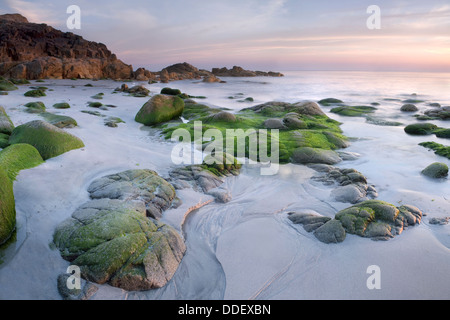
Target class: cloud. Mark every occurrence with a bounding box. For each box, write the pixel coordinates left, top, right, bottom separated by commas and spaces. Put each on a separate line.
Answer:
4, 0, 60, 25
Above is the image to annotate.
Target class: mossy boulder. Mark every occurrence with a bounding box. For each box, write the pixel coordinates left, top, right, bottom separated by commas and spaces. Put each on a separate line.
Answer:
335, 200, 422, 240
404, 123, 438, 135
330, 106, 377, 117
401, 104, 418, 112
161, 87, 182, 96
0, 144, 44, 181
87, 101, 103, 108
135, 94, 185, 126
53, 103, 71, 109
24, 89, 46, 97
421, 162, 449, 179
0, 167, 15, 245
53, 199, 186, 291
0, 133, 9, 149
420, 142, 450, 159
318, 98, 343, 106
0, 106, 14, 135
24, 101, 46, 114
0, 79, 18, 91
40, 112, 78, 128
8, 120, 84, 160
434, 129, 450, 139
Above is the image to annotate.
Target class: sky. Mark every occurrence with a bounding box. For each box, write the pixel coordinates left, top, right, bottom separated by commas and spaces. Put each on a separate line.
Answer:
1, 0, 450, 72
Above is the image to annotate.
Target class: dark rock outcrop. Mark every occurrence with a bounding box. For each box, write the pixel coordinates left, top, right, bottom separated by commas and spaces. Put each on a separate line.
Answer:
0, 14, 133, 80
212, 66, 284, 77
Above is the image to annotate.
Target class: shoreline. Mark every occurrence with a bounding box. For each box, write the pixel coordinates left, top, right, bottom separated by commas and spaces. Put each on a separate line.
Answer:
0, 76, 449, 300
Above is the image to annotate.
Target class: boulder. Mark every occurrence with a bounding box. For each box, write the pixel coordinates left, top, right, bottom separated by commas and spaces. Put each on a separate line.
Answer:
404, 123, 438, 135
207, 111, 237, 123
401, 104, 418, 112
313, 220, 346, 244
8, 120, 84, 160
0, 143, 44, 181
291, 101, 326, 116
40, 112, 78, 128
53, 199, 185, 291
53, 102, 71, 109
421, 162, 449, 179
0, 106, 14, 134
135, 94, 185, 126
335, 200, 422, 240
0, 167, 15, 245
291, 147, 342, 165
24, 101, 46, 113
263, 118, 287, 129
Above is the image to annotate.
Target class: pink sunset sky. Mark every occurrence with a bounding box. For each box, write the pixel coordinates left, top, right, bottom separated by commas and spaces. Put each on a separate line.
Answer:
1, 0, 450, 72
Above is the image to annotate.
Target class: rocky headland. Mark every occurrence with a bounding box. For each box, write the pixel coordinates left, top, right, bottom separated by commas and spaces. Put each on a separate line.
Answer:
0, 14, 283, 83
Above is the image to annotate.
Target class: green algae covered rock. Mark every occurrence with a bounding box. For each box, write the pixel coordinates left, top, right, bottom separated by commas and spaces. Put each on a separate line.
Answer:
162, 101, 347, 165
24, 101, 46, 114
420, 142, 450, 159
40, 112, 78, 128
161, 87, 182, 96
421, 162, 449, 179
330, 105, 377, 117
24, 89, 46, 97
318, 98, 344, 106
9, 120, 84, 160
404, 123, 438, 135
0, 79, 18, 91
0, 167, 15, 245
53, 102, 71, 109
0, 144, 44, 181
0, 106, 14, 135
53, 199, 186, 291
0, 133, 9, 149
335, 200, 422, 240
135, 94, 185, 125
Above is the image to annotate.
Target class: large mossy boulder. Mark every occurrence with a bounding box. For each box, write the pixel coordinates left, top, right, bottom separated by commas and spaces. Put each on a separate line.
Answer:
0, 106, 14, 135
53, 199, 186, 291
0, 144, 44, 181
0, 167, 15, 245
335, 200, 422, 240
8, 120, 84, 160
135, 94, 185, 126
87, 169, 177, 220
421, 162, 449, 179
